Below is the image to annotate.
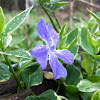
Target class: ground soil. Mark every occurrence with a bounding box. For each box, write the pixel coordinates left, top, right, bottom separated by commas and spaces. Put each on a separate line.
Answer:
0, 77, 58, 100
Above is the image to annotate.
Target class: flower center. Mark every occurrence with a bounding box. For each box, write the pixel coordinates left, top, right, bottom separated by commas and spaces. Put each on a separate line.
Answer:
49, 45, 56, 52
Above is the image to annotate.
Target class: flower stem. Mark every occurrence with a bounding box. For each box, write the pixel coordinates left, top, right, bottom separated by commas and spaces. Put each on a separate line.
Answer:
56, 84, 60, 94
1, 40, 24, 90
93, 57, 97, 74
52, 12, 61, 29
39, 1, 59, 33
17, 60, 33, 78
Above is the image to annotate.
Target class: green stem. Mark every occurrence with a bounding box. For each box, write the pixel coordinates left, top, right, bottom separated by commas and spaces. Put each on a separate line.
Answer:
39, 1, 59, 33
1, 40, 24, 90
52, 12, 61, 29
56, 84, 60, 94
93, 57, 97, 74
17, 60, 33, 78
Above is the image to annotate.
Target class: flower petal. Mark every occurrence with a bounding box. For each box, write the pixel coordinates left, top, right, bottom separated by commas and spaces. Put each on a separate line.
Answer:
48, 24, 59, 47
31, 44, 49, 70
54, 49, 74, 65
49, 53, 67, 80
37, 18, 51, 45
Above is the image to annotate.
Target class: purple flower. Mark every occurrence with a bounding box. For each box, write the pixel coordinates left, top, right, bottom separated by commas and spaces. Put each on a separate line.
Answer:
31, 18, 74, 80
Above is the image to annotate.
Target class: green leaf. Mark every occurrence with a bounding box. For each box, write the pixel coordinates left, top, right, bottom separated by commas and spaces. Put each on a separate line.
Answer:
91, 23, 99, 36
52, 2, 68, 10
53, 2, 68, 6
18, 58, 32, 70
66, 93, 79, 100
87, 31, 94, 48
96, 68, 100, 76
17, 58, 35, 77
25, 95, 35, 100
80, 92, 94, 100
25, 90, 61, 100
88, 18, 97, 29
50, 0, 60, 4
80, 18, 87, 26
81, 53, 94, 75
10, 35, 26, 47
41, 0, 50, 2
65, 85, 79, 94
4, 35, 12, 48
81, 27, 95, 55
88, 75, 100, 83
0, 50, 33, 59
94, 38, 100, 49
77, 79, 100, 92
91, 90, 100, 100
0, 39, 2, 48
87, 9, 100, 22
59, 35, 67, 49
0, 62, 11, 82
96, 59, 100, 66
3, 6, 33, 38
0, 7, 5, 36
66, 27, 78, 47
60, 23, 67, 41
20, 63, 43, 88
58, 23, 69, 49
87, 31, 99, 54
94, 55, 100, 59
64, 65, 82, 86
31, 0, 50, 3
67, 37, 79, 56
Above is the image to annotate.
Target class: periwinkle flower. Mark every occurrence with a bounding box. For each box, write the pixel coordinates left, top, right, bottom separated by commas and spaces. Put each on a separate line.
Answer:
31, 18, 74, 80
